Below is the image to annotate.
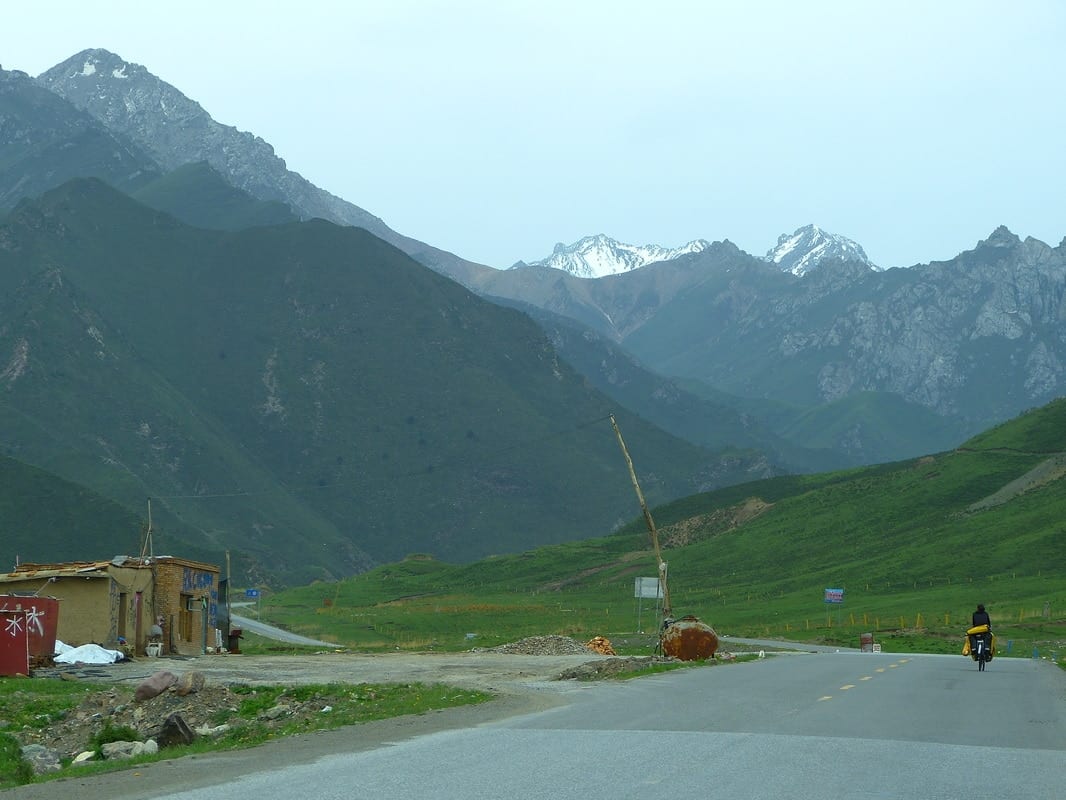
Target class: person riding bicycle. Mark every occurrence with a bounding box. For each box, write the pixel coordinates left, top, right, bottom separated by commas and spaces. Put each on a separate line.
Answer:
972, 604, 991, 628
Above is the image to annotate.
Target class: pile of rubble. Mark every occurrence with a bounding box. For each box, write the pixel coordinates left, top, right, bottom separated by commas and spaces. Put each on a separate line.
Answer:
15, 669, 325, 775
481, 635, 600, 655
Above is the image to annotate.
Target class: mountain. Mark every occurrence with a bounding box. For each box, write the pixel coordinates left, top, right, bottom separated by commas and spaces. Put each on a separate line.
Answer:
512, 234, 711, 278
622, 227, 1066, 431
0, 65, 160, 208
764, 224, 877, 275
490, 297, 848, 473
131, 161, 299, 230
34, 49, 497, 281
18, 50, 1063, 476
0, 452, 217, 567
0, 178, 758, 586
464, 229, 1066, 462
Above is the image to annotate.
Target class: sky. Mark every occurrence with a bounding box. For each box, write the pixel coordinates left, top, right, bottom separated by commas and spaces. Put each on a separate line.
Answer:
2, 0, 1064, 269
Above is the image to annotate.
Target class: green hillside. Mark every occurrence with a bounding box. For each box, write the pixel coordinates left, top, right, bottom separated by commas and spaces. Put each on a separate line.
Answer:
258, 399, 1066, 655
0, 453, 219, 567
132, 162, 298, 230
0, 179, 745, 585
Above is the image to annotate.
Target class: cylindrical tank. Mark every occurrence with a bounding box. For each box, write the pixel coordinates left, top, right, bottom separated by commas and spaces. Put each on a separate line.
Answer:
661, 615, 719, 661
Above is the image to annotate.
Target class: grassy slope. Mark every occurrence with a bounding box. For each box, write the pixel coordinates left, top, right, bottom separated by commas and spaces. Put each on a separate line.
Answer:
0, 179, 731, 581
260, 399, 1066, 657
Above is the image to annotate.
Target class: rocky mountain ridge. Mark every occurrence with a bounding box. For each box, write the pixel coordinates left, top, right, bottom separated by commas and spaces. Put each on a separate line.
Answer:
8, 49, 1066, 470
764, 223, 878, 275
33, 49, 489, 282
513, 233, 711, 278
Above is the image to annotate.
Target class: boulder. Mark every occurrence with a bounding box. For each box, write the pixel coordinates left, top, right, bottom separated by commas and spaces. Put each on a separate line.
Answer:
175, 670, 206, 696
19, 744, 61, 775
153, 712, 196, 748
135, 670, 178, 701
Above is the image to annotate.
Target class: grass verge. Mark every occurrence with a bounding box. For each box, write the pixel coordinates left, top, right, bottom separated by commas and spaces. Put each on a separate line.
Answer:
0, 678, 489, 789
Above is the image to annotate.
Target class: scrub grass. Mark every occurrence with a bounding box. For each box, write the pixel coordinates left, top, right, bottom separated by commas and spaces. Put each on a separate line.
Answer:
0, 677, 488, 788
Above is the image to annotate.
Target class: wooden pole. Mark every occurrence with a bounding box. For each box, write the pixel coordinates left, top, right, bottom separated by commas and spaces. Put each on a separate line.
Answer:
609, 414, 672, 617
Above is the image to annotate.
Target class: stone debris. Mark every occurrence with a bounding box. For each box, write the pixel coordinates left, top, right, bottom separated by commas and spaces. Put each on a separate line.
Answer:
558, 656, 666, 680
482, 635, 600, 655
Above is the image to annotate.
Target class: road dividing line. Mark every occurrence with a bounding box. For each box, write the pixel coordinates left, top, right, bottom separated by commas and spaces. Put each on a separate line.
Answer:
818, 696, 833, 702
875, 667, 886, 673
860, 676, 872, 681
840, 684, 855, 690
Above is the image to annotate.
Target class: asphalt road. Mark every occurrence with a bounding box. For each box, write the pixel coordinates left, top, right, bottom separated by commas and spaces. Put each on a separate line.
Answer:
20, 650, 1063, 800
229, 613, 335, 647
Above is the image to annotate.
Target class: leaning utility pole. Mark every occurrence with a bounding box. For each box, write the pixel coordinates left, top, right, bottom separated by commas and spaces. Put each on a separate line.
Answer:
609, 414, 671, 617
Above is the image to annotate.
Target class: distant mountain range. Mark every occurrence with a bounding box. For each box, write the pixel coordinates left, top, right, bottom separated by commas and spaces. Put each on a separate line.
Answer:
1, 48, 1064, 582
511, 234, 711, 278
513, 224, 876, 280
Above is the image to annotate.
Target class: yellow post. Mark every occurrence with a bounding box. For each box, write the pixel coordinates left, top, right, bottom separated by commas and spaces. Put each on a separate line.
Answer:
900, 616, 905, 629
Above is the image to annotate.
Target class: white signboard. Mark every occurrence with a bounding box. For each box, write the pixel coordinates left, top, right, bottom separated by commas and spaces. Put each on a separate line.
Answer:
634, 577, 663, 599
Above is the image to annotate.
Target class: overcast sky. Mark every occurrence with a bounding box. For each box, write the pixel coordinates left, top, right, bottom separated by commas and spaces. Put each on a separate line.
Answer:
3, 1, 1064, 269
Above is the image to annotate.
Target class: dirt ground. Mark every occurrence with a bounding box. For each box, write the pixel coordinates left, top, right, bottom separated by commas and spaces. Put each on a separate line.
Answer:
16, 637, 667, 770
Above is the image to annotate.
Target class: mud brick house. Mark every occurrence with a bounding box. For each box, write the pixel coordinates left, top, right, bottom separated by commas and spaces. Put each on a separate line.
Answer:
0, 556, 221, 657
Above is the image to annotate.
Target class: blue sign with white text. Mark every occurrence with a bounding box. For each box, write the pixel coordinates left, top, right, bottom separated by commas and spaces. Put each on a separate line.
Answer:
245, 589, 260, 598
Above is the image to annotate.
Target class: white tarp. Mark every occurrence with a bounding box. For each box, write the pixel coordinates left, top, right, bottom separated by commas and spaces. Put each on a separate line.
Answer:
53, 640, 126, 665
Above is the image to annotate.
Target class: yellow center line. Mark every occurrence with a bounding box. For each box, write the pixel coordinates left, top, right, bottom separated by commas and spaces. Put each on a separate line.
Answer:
875, 667, 886, 673
860, 676, 872, 681
888, 664, 898, 668
840, 684, 855, 690
818, 696, 833, 702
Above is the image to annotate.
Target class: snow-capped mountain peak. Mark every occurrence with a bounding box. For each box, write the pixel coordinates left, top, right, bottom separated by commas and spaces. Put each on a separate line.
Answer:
765, 224, 878, 276
513, 234, 710, 278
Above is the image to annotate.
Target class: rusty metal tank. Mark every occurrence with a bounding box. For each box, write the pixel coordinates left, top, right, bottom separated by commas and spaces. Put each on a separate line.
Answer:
661, 615, 719, 661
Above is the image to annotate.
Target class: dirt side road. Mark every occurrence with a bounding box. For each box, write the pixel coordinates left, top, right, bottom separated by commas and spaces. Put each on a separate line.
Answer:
51, 649, 619, 694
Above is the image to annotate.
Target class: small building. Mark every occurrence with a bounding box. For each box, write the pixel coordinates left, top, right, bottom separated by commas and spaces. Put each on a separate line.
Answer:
0, 555, 221, 657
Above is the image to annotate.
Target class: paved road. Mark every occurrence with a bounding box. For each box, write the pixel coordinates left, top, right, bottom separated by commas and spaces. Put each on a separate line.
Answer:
229, 613, 335, 647
25, 650, 1060, 800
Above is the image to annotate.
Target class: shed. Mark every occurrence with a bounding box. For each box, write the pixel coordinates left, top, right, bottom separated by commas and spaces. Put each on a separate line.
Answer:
0, 555, 221, 657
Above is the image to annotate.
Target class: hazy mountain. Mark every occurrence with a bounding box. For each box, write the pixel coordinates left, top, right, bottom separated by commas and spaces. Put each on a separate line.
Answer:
132, 161, 299, 230
764, 223, 878, 275
467, 229, 1066, 461
35, 49, 498, 281
623, 227, 1066, 434
0, 64, 160, 208
17, 50, 1063, 473
0, 179, 761, 585
512, 234, 711, 278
